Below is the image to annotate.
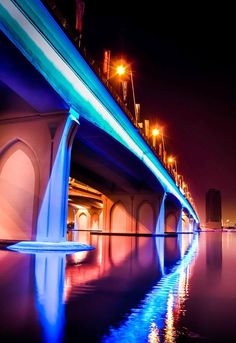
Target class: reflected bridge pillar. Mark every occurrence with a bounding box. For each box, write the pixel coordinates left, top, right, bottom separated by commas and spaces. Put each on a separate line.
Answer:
35, 252, 66, 343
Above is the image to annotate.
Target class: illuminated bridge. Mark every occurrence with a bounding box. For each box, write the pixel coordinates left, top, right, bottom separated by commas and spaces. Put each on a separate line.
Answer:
0, 0, 199, 245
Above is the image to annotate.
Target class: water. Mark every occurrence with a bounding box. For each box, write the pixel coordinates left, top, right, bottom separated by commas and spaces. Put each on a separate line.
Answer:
0, 231, 235, 342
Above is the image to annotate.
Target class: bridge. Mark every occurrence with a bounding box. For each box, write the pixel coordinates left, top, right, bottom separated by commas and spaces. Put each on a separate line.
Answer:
0, 0, 199, 247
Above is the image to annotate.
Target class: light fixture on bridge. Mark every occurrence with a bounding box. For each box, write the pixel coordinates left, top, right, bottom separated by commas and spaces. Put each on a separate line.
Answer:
152, 127, 165, 161
167, 156, 178, 184
115, 61, 138, 125
152, 128, 160, 137
116, 64, 126, 76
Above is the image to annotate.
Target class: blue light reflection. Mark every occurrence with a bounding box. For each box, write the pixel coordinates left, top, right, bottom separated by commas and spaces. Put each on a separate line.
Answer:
35, 252, 66, 343
102, 233, 199, 342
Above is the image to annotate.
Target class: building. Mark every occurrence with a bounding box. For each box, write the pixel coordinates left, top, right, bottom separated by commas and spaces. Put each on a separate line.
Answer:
205, 189, 222, 229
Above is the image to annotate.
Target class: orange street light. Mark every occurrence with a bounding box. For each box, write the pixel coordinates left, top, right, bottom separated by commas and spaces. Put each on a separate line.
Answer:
115, 62, 138, 125
152, 128, 160, 136
152, 128, 160, 149
168, 156, 178, 182
152, 127, 165, 158
116, 64, 126, 76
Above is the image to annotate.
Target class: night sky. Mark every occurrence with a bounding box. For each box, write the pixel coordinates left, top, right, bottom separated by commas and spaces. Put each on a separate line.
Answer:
68, 1, 236, 225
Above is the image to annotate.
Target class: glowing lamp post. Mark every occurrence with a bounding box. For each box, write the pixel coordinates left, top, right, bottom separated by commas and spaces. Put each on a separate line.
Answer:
116, 63, 138, 125
152, 127, 165, 160
116, 64, 126, 76
152, 128, 160, 149
168, 156, 178, 183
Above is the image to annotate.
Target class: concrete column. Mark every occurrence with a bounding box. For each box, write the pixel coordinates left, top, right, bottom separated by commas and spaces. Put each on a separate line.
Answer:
36, 115, 77, 242
185, 214, 190, 232
155, 193, 166, 235
188, 216, 193, 233
73, 209, 79, 241
193, 220, 198, 231
176, 208, 183, 233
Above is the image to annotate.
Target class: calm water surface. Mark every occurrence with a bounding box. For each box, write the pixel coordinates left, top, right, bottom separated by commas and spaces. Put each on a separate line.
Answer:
0, 232, 235, 342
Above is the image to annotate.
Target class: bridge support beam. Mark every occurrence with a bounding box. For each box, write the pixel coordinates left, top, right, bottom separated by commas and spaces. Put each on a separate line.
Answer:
155, 193, 166, 235
176, 208, 183, 233
189, 217, 195, 233
36, 115, 77, 242
0, 109, 89, 249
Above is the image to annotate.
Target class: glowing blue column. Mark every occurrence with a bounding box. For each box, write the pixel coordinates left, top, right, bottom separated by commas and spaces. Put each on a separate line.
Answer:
177, 208, 183, 256
192, 220, 197, 231
37, 114, 77, 242
155, 193, 166, 235
177, 208, 183, 233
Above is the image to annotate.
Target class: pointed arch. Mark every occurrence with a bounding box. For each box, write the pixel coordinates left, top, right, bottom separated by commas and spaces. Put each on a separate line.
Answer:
110, 201, 128, 233
78, 212, 88, 230
91, 212, 99, 230
137, 200, 156, 233
165, 212, 178, 232
0, 139, 39, 240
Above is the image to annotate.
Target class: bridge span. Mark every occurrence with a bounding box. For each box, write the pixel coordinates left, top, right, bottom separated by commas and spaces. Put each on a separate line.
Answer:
0, 0, 199, 244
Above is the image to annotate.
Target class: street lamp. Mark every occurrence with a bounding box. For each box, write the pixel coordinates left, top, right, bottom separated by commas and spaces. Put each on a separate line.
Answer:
152, 127, 165, 160
168, 156, 178, 182
152, 128, 160, 148
115, 63, 138, 125
116, 64, 126, 77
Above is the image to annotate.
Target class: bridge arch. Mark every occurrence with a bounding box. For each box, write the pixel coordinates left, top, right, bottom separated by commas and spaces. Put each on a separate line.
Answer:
78, 212, 89, 230
110, 201, 128, 233
136, 200, 156, 234
165, 212, 178, 232
164, 193, 182, 233
0, 139, 39, 240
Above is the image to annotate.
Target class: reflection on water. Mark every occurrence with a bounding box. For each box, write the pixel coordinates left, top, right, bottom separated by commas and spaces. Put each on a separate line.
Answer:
206, 231, 222, 283
103, 234, 198, 342
148, 322, 160, 343
35, 253, 66, 343
0, 232, 198, 342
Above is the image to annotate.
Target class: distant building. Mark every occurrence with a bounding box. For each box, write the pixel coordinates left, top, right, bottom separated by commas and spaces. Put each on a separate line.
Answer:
205, 189, 222, 229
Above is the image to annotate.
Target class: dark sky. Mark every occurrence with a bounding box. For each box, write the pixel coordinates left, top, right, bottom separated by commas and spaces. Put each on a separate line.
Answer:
72, 1, 236, 225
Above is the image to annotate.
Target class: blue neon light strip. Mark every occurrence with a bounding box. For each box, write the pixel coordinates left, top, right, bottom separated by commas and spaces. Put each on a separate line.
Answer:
0, 0, 199, 223
102, 233, 199, 342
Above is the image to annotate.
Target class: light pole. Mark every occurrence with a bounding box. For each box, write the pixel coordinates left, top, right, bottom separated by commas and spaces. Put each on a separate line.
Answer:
116, 63, 138, 124
152, 128, 160, 149
152, 127, 165, 160
129, 69, 137, 125
168, 156, 178, 183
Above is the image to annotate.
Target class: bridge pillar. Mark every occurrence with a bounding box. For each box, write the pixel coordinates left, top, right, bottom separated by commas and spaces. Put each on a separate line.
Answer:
0, 110, 77, 242
189, 216, 194, 233
176, 208, 183, 232
193, 220, 198, 231
155, 193, 166, 235
36, 115, 77, 242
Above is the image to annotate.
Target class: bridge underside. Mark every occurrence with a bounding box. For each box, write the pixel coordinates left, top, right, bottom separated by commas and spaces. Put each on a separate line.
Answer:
0, 20, 196, 242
